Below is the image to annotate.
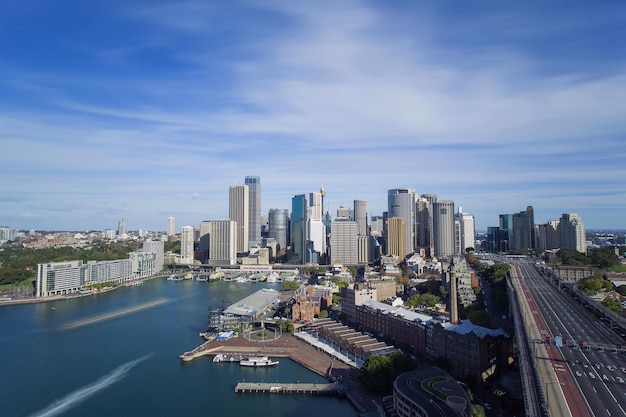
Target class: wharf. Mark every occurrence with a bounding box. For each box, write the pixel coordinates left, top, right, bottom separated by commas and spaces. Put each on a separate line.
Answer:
235, 381, 340, 395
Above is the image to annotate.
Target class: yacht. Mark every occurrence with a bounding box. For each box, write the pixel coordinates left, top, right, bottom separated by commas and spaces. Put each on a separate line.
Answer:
239, 355, 279, 367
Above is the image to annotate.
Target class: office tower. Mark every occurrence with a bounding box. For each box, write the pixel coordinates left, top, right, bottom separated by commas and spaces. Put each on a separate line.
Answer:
337, 205, 352, 219
388, 188, 416, 255
244, 176, 261, 246
142, 240, 164, 272
206, 220, 237, 266
291, 194, 307, 262
557, 213, 586, 252
498, 214, 512, 251
386, 217, 406, 259
198, 221, 212, 262
117, 219, 126, 237
308, 192, 323, 221
357, 235, 369, 263
167, 217, 175, 236
417, 194, 437, 255
546, 220, 559, 250
229, 184, 249, 253
511, 206, 535, 251
433, 200, 455, 257
370, 215, 384, 237
329, 218, 358, 265
354, 200, 368, 236
180, 226, 195, 265
268, 209, 289, 249
454, 208, 476, 254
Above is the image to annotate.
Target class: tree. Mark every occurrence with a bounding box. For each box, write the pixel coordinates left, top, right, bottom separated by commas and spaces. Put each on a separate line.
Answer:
281, 280, 300, 291
602, 297, 623, 314
589, 248, 620, 269
318, 309, 329, 319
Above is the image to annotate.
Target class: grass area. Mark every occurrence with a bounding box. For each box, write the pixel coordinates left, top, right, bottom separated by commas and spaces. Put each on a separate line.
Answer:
422, 376, 448, 401
608, 265, 626, 273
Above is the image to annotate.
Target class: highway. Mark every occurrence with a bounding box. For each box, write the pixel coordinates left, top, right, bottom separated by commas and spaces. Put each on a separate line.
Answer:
511, 259, 626, 417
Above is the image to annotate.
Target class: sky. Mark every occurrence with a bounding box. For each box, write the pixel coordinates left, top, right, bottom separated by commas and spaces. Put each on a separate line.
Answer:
1, 1, 625, 232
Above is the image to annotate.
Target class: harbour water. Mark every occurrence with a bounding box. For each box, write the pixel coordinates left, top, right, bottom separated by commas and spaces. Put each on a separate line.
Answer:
0, 278, 358, 417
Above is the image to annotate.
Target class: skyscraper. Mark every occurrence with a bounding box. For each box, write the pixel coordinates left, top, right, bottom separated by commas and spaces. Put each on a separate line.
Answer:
291, 194, 307, 262
386, 217, 406, 259
229, 184, 249, 253
354, 199, 368, 236
117, 219, 126, 237
454, 208, 476, 254
244, 176, 261, 246
143, 240, 164, 272
557, 213, 586, 252
433, 200, 455, 257
388, 188, 416, 255
511, 206, 535, 251
167, 217, 175, 236
206, 220, 237, 266
268, 209, 289, 249
180, 226, 195, 265
417, 194, 437, 255
329, 218, 358, 265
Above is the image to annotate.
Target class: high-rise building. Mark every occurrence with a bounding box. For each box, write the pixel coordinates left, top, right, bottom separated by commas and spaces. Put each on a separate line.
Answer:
117, 219, 126, 237
268, 209, 289, 249
454, 208, 476, 254
511, 206, 535, 251
206, 220, 237, 266
180, 226, 195, 265
291, 194, 307, 262
557, 213, 586, 253
433, 200, 455, 257
244, 176, 261, 246
329, 218, 358, 265
167, 217, 175, 236
336, 205, 352, 219
498, 214, 513, 252
536, 220, 559, 251
229, 184, 249, 253
417, 194, 437, 255
142, 240, 164, 272
308, 192, 323, 221
388, 188, 416, 255
386, 217, 406, 259
354, 200, 368, 236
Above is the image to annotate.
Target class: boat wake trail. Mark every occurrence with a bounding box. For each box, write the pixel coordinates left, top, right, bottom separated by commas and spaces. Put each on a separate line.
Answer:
28, 355, 151, 417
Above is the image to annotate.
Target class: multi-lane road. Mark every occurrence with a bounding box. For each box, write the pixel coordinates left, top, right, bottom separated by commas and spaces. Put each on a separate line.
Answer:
511, 259, 626, 417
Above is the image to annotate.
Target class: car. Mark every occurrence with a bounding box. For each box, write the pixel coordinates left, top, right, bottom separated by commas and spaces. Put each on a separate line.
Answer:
575, 371, 582, 377
616, 377, 624, 384
607, 365, 616, 372
589, 373, 595, 379
484, 403, 493, 410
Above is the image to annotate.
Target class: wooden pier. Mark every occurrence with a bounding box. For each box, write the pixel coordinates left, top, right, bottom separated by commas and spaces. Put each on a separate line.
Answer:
235, 381, 340, 395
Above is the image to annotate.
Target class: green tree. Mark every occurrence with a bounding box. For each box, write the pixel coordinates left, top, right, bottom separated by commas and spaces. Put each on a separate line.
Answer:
318, 309, 329, 319
602, 297, 623, 314
589, 248, 620, 269
281, 280, 301, 291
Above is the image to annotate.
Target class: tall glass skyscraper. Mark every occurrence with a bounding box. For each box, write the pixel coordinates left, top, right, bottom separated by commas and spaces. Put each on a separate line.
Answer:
244, 176, 261, 246
229, 184, 249, 253
387, 188, 416, 256
291, 194, 307, 262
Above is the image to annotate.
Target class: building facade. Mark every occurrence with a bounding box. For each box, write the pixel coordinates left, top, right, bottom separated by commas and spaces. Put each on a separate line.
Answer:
229, 184, 249, 253
388, 188, 416, 256
268, 208, 289, 249
329, 218, 358, 265
244, 176, 261, 247
180, 225, 195, 265
433, 200, 455, 257
557, 213, 586, 253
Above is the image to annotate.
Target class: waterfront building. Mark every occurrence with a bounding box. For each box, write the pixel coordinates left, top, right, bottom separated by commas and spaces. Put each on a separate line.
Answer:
354, 199, 368, 237
557, 213, 586, 253
36, 261, 85, 297
244, 176, 261, 247
180, 226, 195, 265
329, 218, 358, 265
388, 188, 416, 255
167, 217, 175, 236
85, 259, 133, 284
386, 217, 406, 259
268, 209, 289, 249
229, 184, 249, 253
142, 240, 164, 272
291, 194, 308, 263
511, 206, 535, 251
205, 220, 237, 266
198, 221, 211, 262
129, 251, 157, 278
433, 200, 455, 257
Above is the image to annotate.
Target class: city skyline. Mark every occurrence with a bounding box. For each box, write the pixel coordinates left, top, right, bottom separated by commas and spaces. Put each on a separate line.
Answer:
2, 2, 625, 231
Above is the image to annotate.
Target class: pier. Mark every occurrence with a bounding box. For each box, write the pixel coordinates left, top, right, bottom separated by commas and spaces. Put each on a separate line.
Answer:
235, 381, 340, 395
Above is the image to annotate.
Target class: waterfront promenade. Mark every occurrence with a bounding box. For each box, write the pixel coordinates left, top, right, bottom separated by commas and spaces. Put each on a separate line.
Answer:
181, 332, 384, 416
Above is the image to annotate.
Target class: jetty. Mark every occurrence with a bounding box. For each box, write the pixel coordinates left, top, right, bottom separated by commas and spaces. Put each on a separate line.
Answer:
235, 381, 340, 395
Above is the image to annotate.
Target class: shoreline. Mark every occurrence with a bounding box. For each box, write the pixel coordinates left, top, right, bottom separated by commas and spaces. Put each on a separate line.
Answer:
0, 274, 168, 307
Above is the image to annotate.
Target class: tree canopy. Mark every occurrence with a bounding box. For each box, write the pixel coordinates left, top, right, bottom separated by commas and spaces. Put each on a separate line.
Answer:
354, 351, 416, 393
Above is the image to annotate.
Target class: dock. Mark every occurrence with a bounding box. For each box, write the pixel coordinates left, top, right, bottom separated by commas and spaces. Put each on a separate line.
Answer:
235, 381, 341, 395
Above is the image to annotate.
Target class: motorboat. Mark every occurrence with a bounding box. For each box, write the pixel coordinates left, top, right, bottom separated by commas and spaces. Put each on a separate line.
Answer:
239, 355, 279, 367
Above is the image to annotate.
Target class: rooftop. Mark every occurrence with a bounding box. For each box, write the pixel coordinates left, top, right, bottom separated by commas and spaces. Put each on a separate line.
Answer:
223, 288, 280, 317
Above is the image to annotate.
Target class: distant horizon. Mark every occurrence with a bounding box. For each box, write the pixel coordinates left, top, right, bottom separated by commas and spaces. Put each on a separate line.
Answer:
2, 2, 625, 231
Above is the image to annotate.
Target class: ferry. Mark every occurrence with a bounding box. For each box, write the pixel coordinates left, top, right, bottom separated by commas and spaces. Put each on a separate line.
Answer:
239, 355, 279, 367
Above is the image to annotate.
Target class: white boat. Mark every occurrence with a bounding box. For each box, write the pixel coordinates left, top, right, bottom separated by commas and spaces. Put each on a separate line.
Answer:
239, 355, 279, 367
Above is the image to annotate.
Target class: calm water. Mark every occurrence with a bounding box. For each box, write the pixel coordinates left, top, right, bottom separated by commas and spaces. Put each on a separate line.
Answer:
0, 279, 357, 417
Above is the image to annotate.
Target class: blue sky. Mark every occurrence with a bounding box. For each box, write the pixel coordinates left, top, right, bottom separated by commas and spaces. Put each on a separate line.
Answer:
1, 1, 625, 232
